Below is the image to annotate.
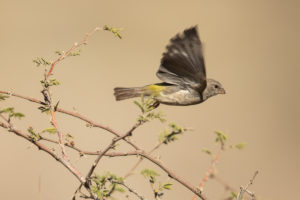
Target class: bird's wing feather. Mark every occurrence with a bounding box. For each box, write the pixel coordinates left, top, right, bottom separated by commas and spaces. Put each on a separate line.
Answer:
156, 26, 207, 92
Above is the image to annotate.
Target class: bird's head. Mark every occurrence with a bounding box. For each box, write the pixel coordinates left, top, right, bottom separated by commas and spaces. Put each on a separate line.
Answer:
204, 79, 225, 99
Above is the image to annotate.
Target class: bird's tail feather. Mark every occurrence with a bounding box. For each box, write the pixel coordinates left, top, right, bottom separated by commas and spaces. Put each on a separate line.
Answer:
114, 87, 145, 101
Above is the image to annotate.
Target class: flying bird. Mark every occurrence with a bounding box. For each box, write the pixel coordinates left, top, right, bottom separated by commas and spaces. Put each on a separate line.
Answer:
114, 26, 225, 106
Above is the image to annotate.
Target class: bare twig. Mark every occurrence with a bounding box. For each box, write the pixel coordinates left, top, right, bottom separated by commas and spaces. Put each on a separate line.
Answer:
86, 122, 141, 181
124, 129, 185, 179
237, 171, 258, 200
192, 150, 222, 200
112, 180, 144, 200
46, 27, 100, 78
211, 173, 236, 193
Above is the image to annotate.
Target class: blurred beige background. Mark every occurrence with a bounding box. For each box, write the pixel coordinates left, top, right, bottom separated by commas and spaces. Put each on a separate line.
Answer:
0, 0, 299, 199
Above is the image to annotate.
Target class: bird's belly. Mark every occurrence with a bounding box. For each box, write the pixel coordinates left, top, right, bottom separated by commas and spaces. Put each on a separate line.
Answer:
156, 89, 201, 106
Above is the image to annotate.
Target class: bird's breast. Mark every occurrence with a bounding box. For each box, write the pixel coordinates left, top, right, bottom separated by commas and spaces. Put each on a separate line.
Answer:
156, 88, 202, 106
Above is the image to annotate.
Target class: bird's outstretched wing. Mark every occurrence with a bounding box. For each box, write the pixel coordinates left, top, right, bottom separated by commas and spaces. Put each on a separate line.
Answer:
156, 26, 207, 92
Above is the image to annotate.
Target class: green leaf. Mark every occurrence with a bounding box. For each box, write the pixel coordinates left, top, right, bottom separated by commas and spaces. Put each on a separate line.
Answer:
27, 127, 41, 141
0, 107, 14, 114
235, 142, 247, 150
103, 25, 123, 39
55, 50, 63, 56
12, 112, 25, 119
134, 100, 144, 113
158, 123, 184, 144
215, 130, 228, 143
162, 183, 172, 190
33, 57, 51, 67
65, 133, 74, 139
68, 49, 81, 56
42, 127, 57, 134
91, 172, 125, 198
202, 148, 212, 155
134, 95, 165, 123
40, 79, 60, 88
49, 79, 60, 86
141, 169, 160, 182
231, 191, 237, 198
0, 107, 24, 119
0, 94, 9, 101
115, 186, 125, 193
169, 122, 184, 133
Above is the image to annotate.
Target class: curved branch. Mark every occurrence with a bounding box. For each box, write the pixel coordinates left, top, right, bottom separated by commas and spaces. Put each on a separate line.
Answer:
0, 90, 207, 200
0, 121, 84, 183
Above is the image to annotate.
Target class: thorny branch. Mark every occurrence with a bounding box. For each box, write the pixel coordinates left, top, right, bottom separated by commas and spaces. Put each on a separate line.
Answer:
46, 27, 100, 78
0, 90, 206, 200
0, 117, 85, 183
75, 122, 143, 197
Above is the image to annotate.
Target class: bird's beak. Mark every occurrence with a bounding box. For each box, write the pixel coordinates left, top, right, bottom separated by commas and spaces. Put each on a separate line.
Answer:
219, 88, 226, 94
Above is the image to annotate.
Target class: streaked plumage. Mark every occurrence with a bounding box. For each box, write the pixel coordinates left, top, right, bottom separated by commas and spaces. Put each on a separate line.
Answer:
114, 26, 225, 106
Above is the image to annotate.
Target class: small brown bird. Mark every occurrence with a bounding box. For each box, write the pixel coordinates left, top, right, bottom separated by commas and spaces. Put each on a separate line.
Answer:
114, 26, 225, 106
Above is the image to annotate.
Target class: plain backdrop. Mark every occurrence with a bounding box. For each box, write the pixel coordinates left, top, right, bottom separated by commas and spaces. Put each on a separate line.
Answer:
0, 0, 299, 199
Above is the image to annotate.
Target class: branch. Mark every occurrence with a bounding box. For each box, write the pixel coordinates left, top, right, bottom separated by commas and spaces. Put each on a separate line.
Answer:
40, 135, 140, 157
0, 120, 85, 183
124, 129, 185, 179
86, 121, 141, 181
0, 90, 138, 150
211, 173, 236, 193
0, 90, 207, 200
192, 150, 223, 200
46, 27, 100, 78
50, 109, 85, 183
112, 180, 144, 200
75, 122, 142, 198
237, 171, 258, 200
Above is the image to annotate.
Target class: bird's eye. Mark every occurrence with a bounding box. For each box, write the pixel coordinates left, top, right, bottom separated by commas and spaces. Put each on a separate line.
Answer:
214, 85, 219, 89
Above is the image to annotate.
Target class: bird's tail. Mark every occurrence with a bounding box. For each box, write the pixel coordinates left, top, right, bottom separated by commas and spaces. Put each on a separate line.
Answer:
113, 87, 145, 101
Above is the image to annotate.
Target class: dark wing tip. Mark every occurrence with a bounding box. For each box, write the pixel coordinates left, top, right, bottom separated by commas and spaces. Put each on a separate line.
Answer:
183, 25, 199, 39
170, 26, 200, 44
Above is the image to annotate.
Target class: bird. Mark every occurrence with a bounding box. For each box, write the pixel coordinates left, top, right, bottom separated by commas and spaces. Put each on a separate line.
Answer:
114, 26, 225, 106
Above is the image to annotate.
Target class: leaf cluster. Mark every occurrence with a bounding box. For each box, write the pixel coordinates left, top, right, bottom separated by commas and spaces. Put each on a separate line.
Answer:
28, 126, 41, 141
202, 131, 247, 156
103, 25, 123, 39
0, 107, 25, 120
33, 57, 51, 67
215, 130, 228, 144
158, 122, 185, 144
141, 169, 172, 198
134, 95, 165, 123
91, 172, 125, 199
0, 94, 9, 101
224, 192, 238, 200
230, 142, 247, 150
55, 49, 82, 57
40, 79, 60, 88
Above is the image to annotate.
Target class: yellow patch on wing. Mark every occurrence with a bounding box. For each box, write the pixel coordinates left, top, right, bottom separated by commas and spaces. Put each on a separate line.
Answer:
145, 84, 165, 95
